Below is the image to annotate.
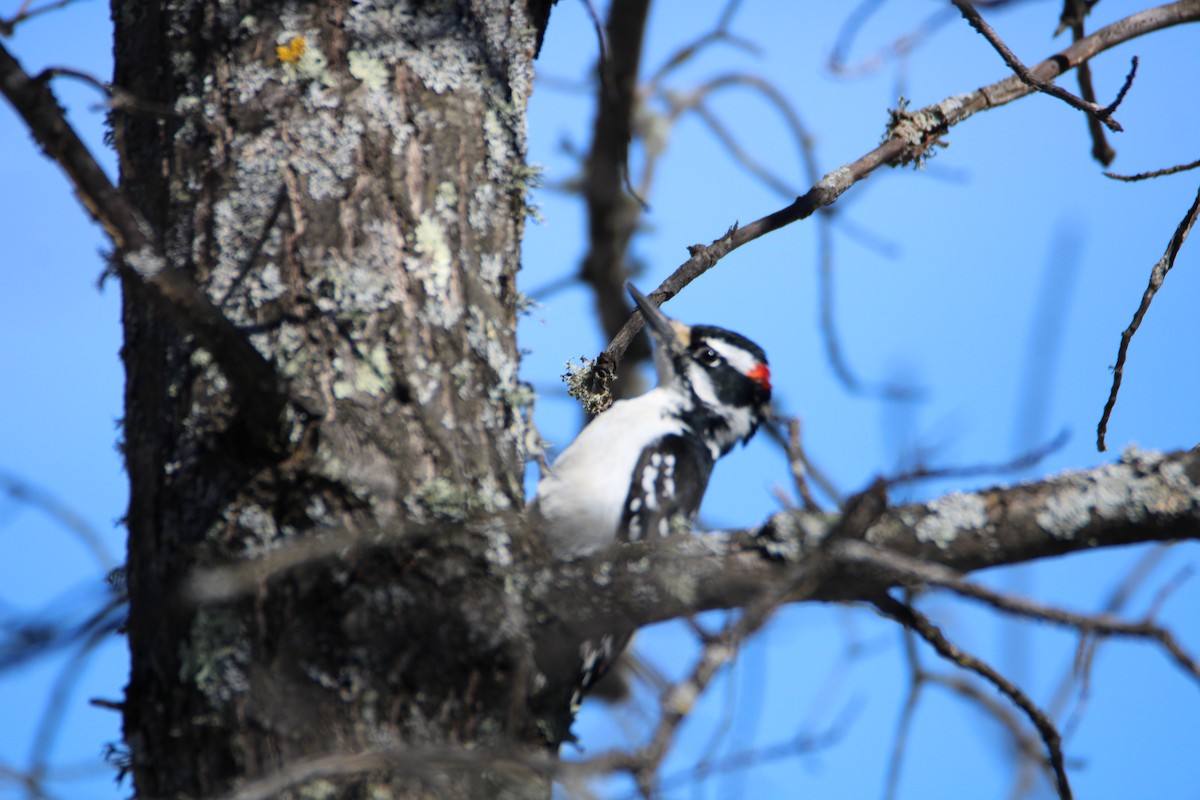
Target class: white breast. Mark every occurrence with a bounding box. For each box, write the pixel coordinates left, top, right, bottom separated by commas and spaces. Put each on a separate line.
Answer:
533, 388, 687, 558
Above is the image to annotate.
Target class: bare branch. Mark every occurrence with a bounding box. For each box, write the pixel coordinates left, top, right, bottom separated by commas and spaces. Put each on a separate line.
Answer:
536, 448, 1200, 644
1097, 182, 1200, 450
784, 418, 822, 511
1102, 55, 1139, 117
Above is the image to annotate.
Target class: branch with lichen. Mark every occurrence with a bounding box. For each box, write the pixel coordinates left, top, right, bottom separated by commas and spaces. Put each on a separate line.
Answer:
186, 446, 1200, 799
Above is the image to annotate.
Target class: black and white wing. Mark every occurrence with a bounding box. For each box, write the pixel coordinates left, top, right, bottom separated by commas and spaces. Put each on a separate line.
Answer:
617, 434, 714, 544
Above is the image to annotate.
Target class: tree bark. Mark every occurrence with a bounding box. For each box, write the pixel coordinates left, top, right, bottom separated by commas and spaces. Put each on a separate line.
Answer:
113, 1, 548, 796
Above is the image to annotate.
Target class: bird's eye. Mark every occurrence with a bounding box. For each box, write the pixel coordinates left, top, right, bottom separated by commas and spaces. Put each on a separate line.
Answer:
696, 347, 721, 366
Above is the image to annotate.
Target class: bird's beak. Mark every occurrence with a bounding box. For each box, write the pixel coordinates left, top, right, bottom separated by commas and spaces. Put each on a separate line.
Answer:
627, 283, 691, 353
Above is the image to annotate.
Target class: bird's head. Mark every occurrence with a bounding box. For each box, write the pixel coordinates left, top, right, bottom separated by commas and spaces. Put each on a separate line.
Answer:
628, 283, 771, 455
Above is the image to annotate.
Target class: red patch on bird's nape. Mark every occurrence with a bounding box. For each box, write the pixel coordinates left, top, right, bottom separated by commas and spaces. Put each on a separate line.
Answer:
747, 363, 771, 391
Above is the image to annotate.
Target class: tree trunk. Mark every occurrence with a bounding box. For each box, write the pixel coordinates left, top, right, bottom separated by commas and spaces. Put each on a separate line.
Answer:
113, 1, 549, 796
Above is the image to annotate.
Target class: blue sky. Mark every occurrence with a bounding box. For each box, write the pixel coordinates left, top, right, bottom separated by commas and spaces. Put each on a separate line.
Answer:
2, 1, 1199, 798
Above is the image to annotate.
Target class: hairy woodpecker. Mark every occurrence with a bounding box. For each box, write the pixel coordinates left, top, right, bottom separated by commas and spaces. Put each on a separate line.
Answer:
532, 284, 771, 708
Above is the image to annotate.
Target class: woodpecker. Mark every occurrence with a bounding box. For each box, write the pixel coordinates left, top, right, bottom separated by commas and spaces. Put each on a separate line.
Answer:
532, 283, 771, 709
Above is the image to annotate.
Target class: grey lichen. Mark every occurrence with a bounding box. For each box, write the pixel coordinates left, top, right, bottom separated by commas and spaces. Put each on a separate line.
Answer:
233, 61, 271, 102
1034, 450, 1196, 540
405, 475, 514, 523
479, 517, 514, 568
331, 344, 393, 399
123, 245, 166, 279
290, 110, 364, 202
348, 50, 389, 91
449, 359, 476, 399
562, 357, 612, 417
915, 492, 988, 550
343, 2, 499, 97
661, 568, 699, 607
179, 609, 251, 706
297, 779, 338, 800
1032, 448, 1200, 542
757, 511, 835, 560
501, 381, 536, 410
482, 108, 510, 180
410, 213, 461, 328
885, 97, 952, 168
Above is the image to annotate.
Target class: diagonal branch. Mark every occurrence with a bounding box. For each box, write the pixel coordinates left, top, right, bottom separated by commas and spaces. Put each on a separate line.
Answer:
0, 41, 295, 448
1097, 182, 1200, 450
591, 0, 1200, 387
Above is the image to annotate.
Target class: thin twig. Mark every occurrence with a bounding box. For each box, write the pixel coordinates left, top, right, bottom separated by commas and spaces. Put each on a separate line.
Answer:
873, 594, 1074, 800
890, 428, 1069, 487
650, 709, 854, 796
951, 0, 1128, 132
884, 593, 923, 800
762, 416, 844, 509
1102, 56, 1139, 116
36, 66, 188, 121
784, 418, 821, 512
0, 0, 78, 36
837, 540, 1200, 683
26, 620, 115, 791
830, 2, 959, 79
1097, 183, 1200, 450
647, 0, 755, 85
1105, 156, 1200, 182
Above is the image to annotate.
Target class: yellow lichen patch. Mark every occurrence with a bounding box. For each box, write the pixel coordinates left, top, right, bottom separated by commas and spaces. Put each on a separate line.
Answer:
276, 36, 307, 65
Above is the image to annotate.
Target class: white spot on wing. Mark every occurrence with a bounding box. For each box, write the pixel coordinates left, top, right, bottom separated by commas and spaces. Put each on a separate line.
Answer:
662, 454, 676, 499
642, 454, 661, 511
